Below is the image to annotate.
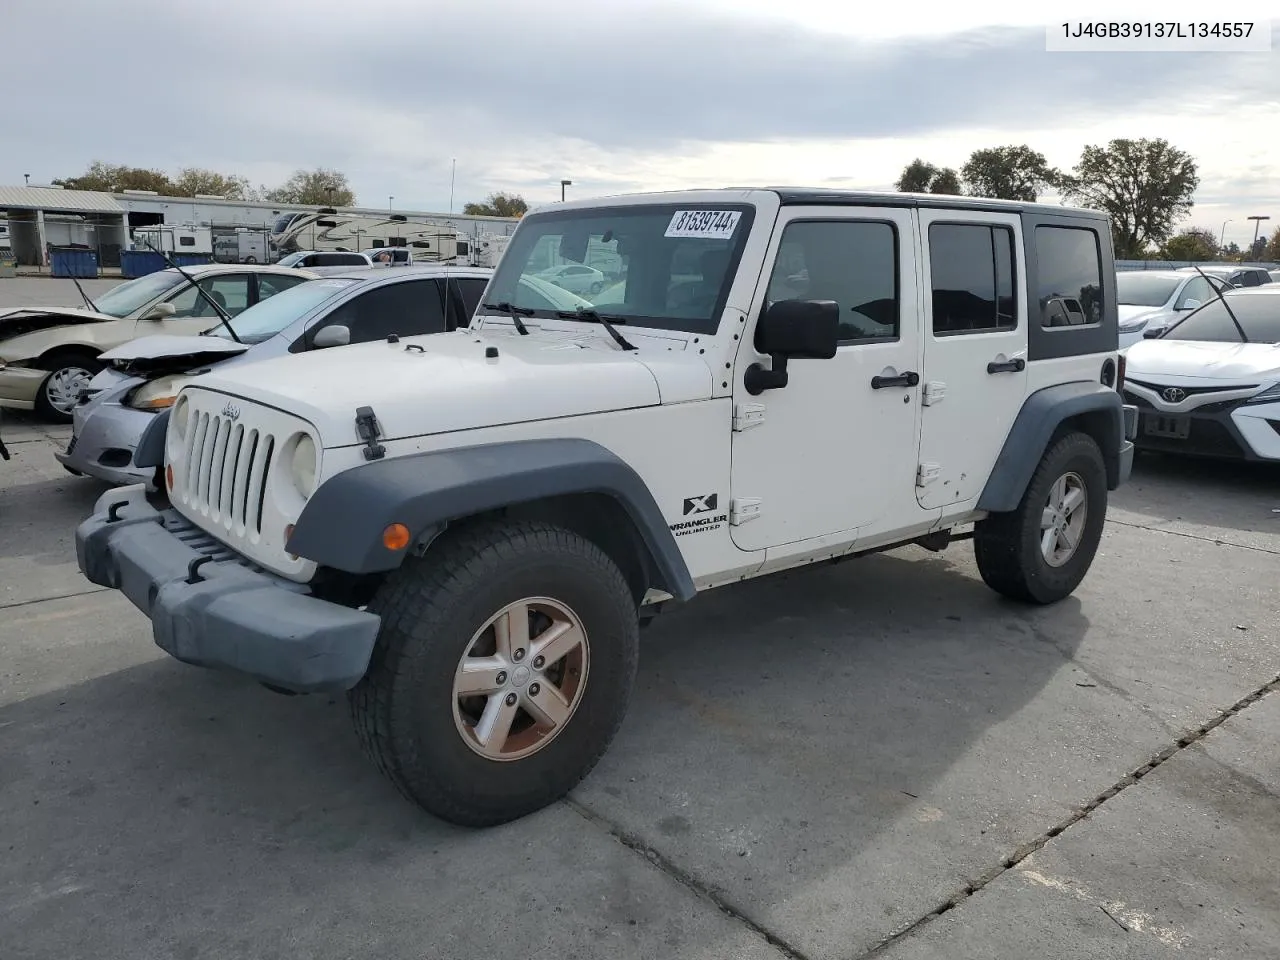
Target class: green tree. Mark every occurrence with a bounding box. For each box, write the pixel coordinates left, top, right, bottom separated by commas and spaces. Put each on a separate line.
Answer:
1264, 227, 1280, 262
463, 192, 529, 218
172, 168, 256, 200
1160, 228, 1218, 262
52, 160, 175, 194
961, 145, 1060, 201
264, 168, 355, 206
1059, 138, 1199, 259
895, 159, 961, 195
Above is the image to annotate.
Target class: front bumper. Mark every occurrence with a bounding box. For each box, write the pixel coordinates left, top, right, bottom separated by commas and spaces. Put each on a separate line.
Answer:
55, 389, 158, 487
1124, 391, 1280, 462
0, 364, 44, 410
76, 485, 381, 693
1118, 403, 1137, 485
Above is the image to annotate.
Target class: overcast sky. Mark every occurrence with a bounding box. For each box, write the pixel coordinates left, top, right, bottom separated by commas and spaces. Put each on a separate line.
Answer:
4, 1, 1278, 246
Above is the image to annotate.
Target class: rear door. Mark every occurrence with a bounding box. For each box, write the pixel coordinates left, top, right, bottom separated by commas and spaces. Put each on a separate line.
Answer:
915, 212, 1027, 510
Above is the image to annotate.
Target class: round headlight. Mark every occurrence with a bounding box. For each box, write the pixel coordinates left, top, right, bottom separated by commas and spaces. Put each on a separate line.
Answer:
289, 434, 318, 498
171, 394, 190, 438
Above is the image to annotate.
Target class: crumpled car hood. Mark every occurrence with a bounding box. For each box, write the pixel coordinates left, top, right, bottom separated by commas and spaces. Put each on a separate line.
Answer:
99, 334, 248, 377
0, 306, 114, 340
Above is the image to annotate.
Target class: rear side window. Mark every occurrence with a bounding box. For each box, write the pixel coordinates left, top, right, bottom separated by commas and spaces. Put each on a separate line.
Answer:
316, 252, 367, 266
928, 223, 1017, 335
1035, 226, 1103, 328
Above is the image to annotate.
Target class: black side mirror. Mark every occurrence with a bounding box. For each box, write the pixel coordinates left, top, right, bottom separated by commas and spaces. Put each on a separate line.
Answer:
744, 299, 839, 395
1143, 326, 1163, 339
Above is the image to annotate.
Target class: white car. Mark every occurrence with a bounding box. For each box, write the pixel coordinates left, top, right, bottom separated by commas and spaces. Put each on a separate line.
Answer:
536, 263, 606, 295
76, 187, 1136, 827
1123, 286, 1280, 461
1116, 270, 1231, 349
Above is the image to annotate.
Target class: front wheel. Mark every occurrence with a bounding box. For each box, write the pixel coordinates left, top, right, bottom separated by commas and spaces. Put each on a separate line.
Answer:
35, 352, 102, 423
350, 520, 639, 826
974, 431, 1108, 604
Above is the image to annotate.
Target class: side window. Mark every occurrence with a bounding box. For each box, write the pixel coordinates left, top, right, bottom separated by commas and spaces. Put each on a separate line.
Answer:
1175, 277, 1212, 309
928, 223, 1017, 335
166, 275, 252, 318
1035, 226, 1103, 328
765, 220, 899, 342
453, 278, 488, 319
318, 279, 446, 345
179, 236, 195, 247
257, 274, 307, 299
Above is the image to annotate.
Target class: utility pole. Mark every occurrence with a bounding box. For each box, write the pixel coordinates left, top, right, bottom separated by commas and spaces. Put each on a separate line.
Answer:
1247, 215, 1270, 259
450, 159, 456, 214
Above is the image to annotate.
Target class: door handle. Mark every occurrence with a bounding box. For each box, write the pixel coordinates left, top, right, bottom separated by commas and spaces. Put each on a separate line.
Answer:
987, 358, 1026, 374
871, 371, 920, 389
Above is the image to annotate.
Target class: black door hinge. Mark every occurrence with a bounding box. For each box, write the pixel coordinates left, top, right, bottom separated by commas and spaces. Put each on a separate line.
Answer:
355, 406, 386, 461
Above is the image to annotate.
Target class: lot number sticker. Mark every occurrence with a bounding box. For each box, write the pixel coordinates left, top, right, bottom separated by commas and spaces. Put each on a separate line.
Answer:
665, 210, 741, 240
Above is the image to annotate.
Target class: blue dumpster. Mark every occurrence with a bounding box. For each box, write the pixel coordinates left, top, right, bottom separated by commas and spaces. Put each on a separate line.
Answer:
119, 250, 167, 279
173, 254, 213, 268
50, 248, 99, 279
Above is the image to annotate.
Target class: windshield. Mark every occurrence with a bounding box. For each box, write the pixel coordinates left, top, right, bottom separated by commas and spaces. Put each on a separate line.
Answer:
272, 213, 302, 235
201, 278, 358, 344
1116, 274, 1180, 307
91, 270, 186, 317
482, 204, 754, 334
1161, 294, 1280, 344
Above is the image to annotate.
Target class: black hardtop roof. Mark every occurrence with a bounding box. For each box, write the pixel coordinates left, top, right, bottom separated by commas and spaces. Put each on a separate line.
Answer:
765, 187, 1103, 220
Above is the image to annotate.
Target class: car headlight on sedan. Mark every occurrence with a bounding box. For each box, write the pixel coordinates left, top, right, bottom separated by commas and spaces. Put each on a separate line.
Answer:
1118, 317, 1149, 334
127, 375, 192, 411
1245, 382, 1280, 405
289, 433, 318, 498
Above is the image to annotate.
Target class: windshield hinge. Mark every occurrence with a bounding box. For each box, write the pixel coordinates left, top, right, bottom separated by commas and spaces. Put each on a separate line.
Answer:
732, 402, 766, 431
355, 405, 386, 461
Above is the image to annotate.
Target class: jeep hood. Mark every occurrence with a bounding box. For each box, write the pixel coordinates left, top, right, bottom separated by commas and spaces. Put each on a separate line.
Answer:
1125, 339, 1280, 383
187, 328, 713, 444
99, 334, 247, 377
0, 306, 114, 340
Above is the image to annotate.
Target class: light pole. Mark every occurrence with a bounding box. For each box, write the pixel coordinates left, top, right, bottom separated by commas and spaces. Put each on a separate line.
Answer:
1220, 220, 1231, 248
449, 159, 456, 214
560, 179, 572, 202
388, 196, 394, 215
23, 174, 30, 186
1247, 215, 1270, 258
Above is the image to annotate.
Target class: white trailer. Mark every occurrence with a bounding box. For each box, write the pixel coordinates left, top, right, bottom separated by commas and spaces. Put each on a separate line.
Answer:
132, 223, 213, 255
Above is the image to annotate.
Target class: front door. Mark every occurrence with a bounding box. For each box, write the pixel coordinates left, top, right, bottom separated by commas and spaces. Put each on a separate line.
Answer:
729, 207, 928, 552
915, 211, 1028, 510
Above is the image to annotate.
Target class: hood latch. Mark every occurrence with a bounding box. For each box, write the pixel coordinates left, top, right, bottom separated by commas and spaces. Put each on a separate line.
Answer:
355, 406, 386, 461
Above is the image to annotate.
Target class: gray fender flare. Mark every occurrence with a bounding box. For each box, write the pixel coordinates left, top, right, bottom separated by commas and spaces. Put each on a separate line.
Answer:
133, 408, 171, 469
977, 381, 1124, 514
287, 437, 696, 601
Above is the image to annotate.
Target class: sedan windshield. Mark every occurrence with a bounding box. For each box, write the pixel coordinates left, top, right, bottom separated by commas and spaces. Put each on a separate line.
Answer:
482, 204, 755, 334
202, 278, 358, 344
1116, 274, 1180, 307
91, 270, 186, 317
1161, 294, 1280, 344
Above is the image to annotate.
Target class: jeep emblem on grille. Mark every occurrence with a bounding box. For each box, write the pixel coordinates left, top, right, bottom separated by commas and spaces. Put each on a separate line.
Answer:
222, 401, 241, 420
1161, 387, 1186, 403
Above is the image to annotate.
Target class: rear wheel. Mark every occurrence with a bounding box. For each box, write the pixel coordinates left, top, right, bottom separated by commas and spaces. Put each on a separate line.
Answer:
350, 520, 639, 826
35, 351, 101, 423
974, 431, 1108, 604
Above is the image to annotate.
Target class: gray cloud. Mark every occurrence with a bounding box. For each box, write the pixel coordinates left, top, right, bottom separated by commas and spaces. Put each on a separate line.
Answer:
2, 1, 1276, 208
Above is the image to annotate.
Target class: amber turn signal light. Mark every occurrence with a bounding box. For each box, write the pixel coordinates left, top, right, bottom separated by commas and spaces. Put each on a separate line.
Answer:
382, 523, 411, 551
165, 464, 174, 490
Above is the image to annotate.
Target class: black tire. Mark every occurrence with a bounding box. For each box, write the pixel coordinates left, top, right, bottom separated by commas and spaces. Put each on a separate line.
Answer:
34, 351, 102, 423
350, 519, 639, 827
974, 431, 1108, 605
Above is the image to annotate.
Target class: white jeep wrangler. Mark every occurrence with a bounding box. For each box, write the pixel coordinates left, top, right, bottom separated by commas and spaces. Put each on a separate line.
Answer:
77, 188, 1137, 826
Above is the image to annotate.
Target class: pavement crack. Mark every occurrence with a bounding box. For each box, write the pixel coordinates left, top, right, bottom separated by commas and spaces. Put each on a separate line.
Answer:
564, 797, 812, 960
857, 673, 1280, 959
0, 587, 110, 611
1106, 517, 1280, 557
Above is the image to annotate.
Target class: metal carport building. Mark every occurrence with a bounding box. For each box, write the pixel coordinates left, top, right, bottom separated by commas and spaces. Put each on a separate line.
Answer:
0, 186, 128, 267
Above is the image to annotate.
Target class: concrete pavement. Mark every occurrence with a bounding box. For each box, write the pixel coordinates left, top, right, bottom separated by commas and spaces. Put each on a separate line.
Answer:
1, 277, 1278, 959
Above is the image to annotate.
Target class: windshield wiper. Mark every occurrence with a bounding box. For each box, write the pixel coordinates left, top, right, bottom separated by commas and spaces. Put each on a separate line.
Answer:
1191, 265, 1249, 343
555, 307, 637, 351
70, 276, 98, 313
483, 301, 532, 336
